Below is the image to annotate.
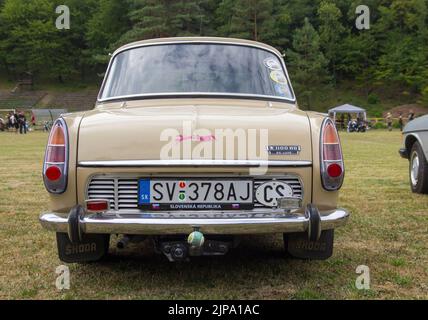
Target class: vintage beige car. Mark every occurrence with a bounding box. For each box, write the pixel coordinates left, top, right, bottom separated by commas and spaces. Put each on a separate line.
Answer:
39, 37, 349, 262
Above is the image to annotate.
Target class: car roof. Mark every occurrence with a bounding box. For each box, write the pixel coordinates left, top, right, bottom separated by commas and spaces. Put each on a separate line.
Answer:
113, 37, 283, 57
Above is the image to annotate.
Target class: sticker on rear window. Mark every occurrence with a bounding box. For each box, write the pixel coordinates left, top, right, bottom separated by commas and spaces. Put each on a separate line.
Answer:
270, 70, 287, 85
263, 58, 282, 70
274, 83, 290, 97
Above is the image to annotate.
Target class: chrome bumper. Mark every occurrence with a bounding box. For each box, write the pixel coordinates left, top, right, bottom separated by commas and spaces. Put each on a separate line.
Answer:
39, 207, 349, 236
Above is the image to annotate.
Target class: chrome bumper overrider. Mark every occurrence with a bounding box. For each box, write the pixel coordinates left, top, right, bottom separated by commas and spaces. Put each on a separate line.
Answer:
39, 207, 349, 237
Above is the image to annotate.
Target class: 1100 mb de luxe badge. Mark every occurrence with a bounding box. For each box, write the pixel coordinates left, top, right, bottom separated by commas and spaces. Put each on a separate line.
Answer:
267, 145, 301, 155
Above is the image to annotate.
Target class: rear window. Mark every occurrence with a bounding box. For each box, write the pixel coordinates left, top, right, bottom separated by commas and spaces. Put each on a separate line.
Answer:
100, 43, 294, 101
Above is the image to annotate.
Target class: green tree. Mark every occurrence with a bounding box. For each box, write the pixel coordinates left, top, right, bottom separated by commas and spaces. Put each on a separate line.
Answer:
215, 0, 235, 36
0, 0, 71, 80
338, 32, 377, 97
168, 0, 203, 36
119, 0, 169, 43
286, 17, 328, 109
196, 0, 221, 36
119, 0, 209, 44
421, 86, 428, 107
0, 0, 7, 74
218, 0, 275, 42
0, 0, 426, 97
375, 0, 428, 92
269, 0, 293, 50
280, 0, 319, 29
318, 0, 345, 85
0, 0, 101, 82
55, 0, 98, 81
86, 0, 131, 67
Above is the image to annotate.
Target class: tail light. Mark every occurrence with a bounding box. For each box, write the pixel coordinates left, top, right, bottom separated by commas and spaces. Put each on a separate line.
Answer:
86, 199, 110, 213
320, 118, 344, 190
43, 118, 68, 193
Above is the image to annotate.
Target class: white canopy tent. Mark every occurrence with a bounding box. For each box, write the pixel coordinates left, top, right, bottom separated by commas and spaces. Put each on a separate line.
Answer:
328, 104, 367, 122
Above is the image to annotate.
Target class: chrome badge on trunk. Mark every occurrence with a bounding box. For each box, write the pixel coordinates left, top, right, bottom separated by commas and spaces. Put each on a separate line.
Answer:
267, 145, 301, 155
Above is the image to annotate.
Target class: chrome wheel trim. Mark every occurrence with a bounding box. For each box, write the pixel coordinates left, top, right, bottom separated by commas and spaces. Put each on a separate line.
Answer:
410, 151, 420, 187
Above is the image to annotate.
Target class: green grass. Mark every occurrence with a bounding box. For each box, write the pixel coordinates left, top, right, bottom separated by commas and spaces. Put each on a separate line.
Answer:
0, 130, 427, 299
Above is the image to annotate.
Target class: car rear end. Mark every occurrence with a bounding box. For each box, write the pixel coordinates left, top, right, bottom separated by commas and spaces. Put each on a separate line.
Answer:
40, 109, 349, 262
39, 37, 349, 262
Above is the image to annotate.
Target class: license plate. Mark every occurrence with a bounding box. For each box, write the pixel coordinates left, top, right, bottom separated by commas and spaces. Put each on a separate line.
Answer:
138, 178, 253, 210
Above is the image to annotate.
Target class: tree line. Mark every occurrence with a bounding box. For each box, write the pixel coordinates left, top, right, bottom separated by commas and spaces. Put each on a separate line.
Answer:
0, 0, 427, 107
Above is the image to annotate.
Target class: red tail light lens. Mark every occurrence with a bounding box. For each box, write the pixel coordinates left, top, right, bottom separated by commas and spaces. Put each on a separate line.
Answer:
46, 146, 66, 162
320, 118, 344, 190
43, 118, 68, 193
45, 165, 61, 181
327, 163, 342, 178
86, 200, 109, 212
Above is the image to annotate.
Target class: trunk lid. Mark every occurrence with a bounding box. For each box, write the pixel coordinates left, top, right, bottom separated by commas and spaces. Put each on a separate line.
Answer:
77, 99, 312, 162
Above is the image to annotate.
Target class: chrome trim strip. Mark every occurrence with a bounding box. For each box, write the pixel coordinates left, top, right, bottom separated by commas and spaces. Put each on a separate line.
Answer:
78, 160, 312, 167
39, 208, 349, 235
97, 92, 295, 104
97, 40, 296, 103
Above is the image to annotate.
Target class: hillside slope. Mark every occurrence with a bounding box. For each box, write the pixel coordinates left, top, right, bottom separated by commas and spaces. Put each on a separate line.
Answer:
0, 80, 426, 116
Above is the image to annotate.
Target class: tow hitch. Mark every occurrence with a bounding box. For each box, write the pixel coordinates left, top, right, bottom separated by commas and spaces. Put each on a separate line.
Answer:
156, 231, 233, 262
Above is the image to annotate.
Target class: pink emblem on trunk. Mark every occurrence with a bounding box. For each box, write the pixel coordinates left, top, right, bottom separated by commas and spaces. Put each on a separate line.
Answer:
175, 135, 216, 142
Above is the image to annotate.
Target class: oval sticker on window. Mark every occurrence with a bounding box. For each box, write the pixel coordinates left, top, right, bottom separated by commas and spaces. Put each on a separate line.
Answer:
274, 83, 290, 97
270, 70, 287, 85
263, 58, 282, 70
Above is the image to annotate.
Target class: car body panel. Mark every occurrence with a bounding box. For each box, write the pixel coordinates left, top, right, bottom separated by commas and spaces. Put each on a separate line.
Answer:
78, 99, 312, 162
402, 115, 428, 160
48, 112, 83, 212
307, 112, 339, 208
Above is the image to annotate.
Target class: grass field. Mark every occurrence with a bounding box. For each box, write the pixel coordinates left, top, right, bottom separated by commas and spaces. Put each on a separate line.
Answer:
0, 130, 427, 299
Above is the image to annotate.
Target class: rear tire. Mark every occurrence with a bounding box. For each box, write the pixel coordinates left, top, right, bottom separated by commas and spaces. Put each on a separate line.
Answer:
409, 141, 428, 194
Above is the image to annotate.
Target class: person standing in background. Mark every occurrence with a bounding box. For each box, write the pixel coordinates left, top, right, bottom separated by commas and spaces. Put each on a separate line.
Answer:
18, 112, 27, 134
408, 110, 415, 122
398, 112, 404, 131
8, 112, 14, 130
386, 112, 393, 131
13, 111, 19, 133
340, 113, 345, 130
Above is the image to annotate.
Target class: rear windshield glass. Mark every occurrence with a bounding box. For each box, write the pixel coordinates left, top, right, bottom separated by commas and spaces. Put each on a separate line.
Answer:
100, 43, 294, 100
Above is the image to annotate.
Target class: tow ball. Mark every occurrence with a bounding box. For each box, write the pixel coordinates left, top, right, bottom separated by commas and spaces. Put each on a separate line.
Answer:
187, 229, 205, 256
157, 230, 231, 262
